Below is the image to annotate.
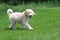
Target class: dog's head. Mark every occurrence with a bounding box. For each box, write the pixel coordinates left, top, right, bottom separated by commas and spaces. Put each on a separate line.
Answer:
24, 9, 36, 18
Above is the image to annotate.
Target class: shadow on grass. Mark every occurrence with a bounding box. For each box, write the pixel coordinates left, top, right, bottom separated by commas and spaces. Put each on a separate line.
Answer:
5, 27, 27, 31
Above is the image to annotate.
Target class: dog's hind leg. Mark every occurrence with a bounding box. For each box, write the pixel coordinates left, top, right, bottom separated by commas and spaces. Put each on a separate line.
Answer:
9, 21, 16, 30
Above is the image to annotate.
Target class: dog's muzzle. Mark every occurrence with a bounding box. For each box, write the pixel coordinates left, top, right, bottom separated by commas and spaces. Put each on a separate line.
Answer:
29, 15, 32, 18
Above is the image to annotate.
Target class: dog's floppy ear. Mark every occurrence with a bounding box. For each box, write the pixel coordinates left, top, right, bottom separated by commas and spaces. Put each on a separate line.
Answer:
30, 9, 36, 15
32, 11, 36, 15
24, 11, 28, 16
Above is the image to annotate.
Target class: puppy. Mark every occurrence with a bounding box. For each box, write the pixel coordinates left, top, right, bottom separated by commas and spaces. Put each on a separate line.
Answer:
7, 9, 36, 30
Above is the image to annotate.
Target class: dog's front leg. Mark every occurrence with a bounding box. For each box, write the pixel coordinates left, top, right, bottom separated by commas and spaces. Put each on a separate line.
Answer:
23, 22, 33, 30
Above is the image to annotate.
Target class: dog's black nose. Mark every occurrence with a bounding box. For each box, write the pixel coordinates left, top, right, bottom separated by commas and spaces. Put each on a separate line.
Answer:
29, 15, 32, 18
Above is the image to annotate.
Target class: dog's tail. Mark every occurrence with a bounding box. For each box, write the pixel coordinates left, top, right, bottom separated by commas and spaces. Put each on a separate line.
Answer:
7, 9, 13, 16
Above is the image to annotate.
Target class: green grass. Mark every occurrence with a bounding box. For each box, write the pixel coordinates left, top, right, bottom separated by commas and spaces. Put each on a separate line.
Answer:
0, 3, 60, 40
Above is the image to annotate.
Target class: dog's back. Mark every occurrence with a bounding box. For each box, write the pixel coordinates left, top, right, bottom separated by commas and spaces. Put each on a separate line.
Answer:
7, 9, 24, 22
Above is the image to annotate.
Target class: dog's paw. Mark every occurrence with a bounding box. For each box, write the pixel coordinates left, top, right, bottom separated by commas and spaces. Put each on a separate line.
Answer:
9, 27, 12, 30
28, 28, 33, 30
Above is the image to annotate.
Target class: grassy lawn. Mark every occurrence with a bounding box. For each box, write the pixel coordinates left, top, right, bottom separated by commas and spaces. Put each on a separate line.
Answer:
0, 3, 60, 40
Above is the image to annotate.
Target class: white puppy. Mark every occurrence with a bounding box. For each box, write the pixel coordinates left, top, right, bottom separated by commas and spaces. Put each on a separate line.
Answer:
7, 9, 36, 30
